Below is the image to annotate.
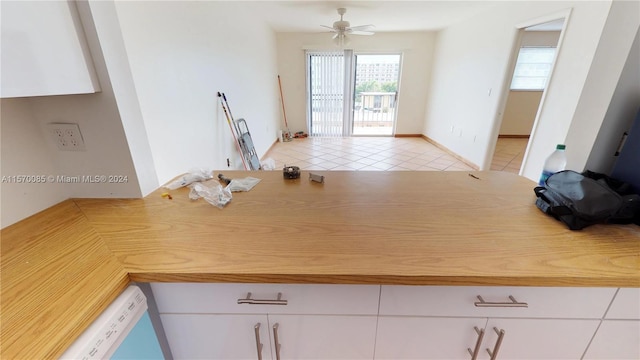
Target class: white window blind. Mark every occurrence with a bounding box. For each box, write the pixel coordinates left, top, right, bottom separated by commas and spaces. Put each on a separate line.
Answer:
510, 47, 556, 90
307, 51, 345, 137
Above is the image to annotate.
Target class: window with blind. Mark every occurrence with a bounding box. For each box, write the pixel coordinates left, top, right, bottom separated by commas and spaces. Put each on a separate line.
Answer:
510, 47, 557, 91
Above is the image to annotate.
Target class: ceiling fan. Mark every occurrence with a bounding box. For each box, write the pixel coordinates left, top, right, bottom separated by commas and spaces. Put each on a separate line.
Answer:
321, 8, 375, 45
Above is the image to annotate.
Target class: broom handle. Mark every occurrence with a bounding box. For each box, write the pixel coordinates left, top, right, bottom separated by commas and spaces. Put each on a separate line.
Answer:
277, 75, 290, 131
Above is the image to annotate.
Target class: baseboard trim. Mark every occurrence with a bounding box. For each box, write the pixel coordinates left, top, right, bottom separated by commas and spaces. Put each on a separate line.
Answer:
498, 134, 530, 139
394, 134, 423, 138
420, 135, 480, 170
261, 138, 280, 161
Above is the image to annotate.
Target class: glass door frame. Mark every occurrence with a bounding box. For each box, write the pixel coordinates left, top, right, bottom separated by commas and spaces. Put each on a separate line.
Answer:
350, 52, 403, 137
305, 50, 403, 137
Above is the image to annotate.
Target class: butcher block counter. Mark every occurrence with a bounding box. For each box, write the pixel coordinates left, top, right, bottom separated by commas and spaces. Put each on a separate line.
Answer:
2, 171, 639, 359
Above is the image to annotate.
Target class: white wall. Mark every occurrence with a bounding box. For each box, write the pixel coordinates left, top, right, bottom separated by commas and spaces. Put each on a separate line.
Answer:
423, 4, 520, 168
499, 91, 542, 136
423, 1, 615, 176
586, 27, 640, 174
113, 1, 281, 184
82, 0, 159, 196
521, 30, 562, 47
562, 0, 640, 175
0, 0, 281, 228
0, 0, 151, 228
0, 98, 69, 228
276, 32, 435, 135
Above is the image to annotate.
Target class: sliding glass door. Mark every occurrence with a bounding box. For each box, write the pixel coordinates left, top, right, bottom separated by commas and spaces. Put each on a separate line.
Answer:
352, 54, 400, 136
307, 51, 348, 137
307, 51, 401, 137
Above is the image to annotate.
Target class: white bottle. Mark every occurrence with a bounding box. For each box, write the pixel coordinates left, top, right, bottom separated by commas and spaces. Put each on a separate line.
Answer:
538, 144, 567, 185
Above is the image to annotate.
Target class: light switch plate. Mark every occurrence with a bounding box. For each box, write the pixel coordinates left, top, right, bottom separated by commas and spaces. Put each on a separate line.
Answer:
47, 123, 86, 151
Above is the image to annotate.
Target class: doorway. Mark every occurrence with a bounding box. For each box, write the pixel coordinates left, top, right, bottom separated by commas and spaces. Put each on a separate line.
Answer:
306, 51, 401, 137
490, 14, 568, 173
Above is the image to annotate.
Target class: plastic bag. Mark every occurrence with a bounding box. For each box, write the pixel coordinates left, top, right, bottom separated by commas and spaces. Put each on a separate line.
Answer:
189, 182, 232, 208
261, 158, 276, 170
227, 177, 261, 192
164, 168, 213, 190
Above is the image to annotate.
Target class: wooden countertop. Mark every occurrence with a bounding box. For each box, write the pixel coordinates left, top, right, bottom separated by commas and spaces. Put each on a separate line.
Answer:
74, 171, 640, 287
1, 201, 130, 359
2, 171, 639, 358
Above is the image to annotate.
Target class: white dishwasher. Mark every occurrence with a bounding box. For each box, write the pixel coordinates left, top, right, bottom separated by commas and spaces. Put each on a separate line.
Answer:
60, 285, 169, 359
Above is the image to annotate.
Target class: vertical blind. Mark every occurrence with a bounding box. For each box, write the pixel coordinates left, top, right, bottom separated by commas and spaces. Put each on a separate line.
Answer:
307, 51, 345, 137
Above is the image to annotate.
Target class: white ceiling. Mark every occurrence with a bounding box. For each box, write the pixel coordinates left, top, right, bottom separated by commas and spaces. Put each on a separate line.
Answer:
245, 1, 502, 33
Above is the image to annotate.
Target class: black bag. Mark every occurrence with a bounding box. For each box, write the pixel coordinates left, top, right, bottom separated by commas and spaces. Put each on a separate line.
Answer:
534, 170, 640, 230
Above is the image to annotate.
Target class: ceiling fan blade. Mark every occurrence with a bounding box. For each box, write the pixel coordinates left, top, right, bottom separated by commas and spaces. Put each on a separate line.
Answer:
349, 31, 375, 36
348, 24, 375, 32
320, 25, 337, 32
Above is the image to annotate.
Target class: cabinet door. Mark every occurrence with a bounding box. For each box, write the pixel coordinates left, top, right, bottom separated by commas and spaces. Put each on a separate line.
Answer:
160, 314, 271, 360
611, 109, 640, 192
1, 0, 99, 97
583, 320, 640, 359
482, 319, 599, 360
375, 317, 488, 360
268, 315, 377, 360
606, 288, 640, 319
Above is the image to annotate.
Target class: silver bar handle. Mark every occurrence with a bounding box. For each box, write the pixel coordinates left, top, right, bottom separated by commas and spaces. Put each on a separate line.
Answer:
254, 323, 263, 360
467, 326, 485, 360
273, 323, 282, 360
486, 327, 505, 360
474, 295, 528, 308
238, 292, 288, 305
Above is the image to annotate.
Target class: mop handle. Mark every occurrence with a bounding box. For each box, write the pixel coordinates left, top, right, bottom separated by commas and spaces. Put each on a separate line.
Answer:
217, 92, 248, 170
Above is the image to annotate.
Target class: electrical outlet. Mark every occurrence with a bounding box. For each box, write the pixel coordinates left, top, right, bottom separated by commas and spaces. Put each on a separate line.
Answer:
47, 123, 86, 151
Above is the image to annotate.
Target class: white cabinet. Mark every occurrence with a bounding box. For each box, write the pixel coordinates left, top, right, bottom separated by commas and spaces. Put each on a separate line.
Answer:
375, 317, 488, 360
151, 283, 380, 315
379, 286, 616, 318
1, 0, 100, 98
605, 288, 640, 319
268, 315, 377, 360
583, 320, 640, 359
151, 284, 635, 360
151, 283, 380, 360
160, 314, 270, 360
583, 288, 640, 359
377, 285, 616, 360
483, 318, 599, 360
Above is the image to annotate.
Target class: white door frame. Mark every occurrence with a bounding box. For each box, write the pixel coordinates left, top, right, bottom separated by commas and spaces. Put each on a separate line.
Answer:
485, 8, 573, 172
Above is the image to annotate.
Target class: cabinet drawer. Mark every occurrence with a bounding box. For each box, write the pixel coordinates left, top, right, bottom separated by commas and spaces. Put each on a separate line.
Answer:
151, 283, 380, 315
380, 286, 615, 318
606, 288, 640, 319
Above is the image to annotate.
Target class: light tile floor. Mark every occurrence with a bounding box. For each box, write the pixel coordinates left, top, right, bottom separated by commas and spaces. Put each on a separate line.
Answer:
489, 138, 529, 173
263, 137, 528, 173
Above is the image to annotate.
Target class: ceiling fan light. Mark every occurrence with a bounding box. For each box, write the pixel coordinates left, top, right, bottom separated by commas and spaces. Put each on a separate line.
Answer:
333, 33, 350, 47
